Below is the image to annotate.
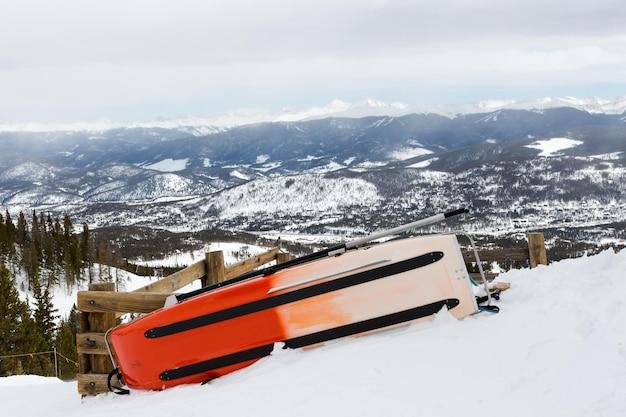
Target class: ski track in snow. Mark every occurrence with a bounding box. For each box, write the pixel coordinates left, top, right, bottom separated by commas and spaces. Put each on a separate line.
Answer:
2, 250, 626, 417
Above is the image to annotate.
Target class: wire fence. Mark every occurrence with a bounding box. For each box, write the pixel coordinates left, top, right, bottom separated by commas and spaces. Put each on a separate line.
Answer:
0, 348, 78, 378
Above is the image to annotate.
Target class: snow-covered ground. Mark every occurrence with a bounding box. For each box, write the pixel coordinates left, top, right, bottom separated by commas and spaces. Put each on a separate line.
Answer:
132, 241, 269, 268
525, 137, 584, 157
2, 250, 626, 417
143, 158, 189, 172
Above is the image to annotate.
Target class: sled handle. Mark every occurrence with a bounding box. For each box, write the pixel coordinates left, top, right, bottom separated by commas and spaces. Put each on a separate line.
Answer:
345, 207, 469, 249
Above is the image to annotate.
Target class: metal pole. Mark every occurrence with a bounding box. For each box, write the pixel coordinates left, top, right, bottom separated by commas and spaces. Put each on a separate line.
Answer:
53, 347, 59, 378
345, 208, 468, 249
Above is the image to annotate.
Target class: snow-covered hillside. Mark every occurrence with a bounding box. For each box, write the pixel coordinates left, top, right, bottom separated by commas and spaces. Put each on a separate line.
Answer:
3, 250, 625, 417
207, 175, 382, 218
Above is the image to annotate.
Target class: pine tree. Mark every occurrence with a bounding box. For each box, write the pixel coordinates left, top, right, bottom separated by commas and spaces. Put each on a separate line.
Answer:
0, 264, 28, 375
0, 265, 51, 376
0, 212, 6, 257
63, 214, 72, 242
1, 211, 16, 261
62, 214, 78, 287
53, 217, 63, 266
55, 306, 78, 379
16, 211, 27, 247
5, 210, 16, 243
25, 240, 40, 290
80, 223, 92, 281
14, 307, 53, 376
38, 212, 46, 234
32, 279, 59, 348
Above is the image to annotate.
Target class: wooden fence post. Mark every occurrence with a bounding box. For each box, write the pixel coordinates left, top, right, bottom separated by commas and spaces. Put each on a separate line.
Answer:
276, 252, 293, 264
205, 251, 225, 287
527, 232, 548, 268
77, 282, 116, 396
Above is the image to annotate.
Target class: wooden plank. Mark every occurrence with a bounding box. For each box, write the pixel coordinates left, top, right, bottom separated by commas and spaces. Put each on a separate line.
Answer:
85, 283, 116, 377
78, 291, 170, 313
77, 373, 109, 396
224, 248, 279, 279
88, 282, 116, 292
205, 251, 226, 286
527, 232, 548, 268
133, 259, 206, 293
76, 332, 107, 355
469, 272, 499, 282
462, 248, 529, 263
77, 312, 91, 374
276, 252, 293, 264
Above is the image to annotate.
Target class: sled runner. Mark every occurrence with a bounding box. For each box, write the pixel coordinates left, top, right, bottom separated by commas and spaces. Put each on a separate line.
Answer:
107, 209, 484, 392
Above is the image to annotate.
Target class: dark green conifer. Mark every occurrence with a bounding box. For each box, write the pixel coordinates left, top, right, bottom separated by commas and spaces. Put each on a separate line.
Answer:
32, 279, 59, 348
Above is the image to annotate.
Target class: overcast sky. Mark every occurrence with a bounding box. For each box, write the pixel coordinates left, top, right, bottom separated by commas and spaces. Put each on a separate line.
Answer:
1, 0, 625, 124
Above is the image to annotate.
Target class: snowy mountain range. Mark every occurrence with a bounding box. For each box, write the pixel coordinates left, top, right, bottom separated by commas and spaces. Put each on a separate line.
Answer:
0, 106, 625, 240
2, 96, 625, 134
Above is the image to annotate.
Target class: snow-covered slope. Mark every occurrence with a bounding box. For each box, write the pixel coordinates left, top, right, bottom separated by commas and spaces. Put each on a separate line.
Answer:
525, 137, 584, 157
3, 250, 625, 417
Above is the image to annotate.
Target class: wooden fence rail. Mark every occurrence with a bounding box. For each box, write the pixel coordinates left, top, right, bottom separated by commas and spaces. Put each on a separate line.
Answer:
75, 233, 547, 396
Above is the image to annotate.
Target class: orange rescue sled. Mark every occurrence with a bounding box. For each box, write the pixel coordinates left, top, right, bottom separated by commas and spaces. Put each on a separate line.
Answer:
108, 232, 478, 391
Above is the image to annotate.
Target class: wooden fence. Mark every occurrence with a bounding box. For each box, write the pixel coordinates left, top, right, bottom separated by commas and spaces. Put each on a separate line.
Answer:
461, 232, 548, 281
75, 232, 547, 396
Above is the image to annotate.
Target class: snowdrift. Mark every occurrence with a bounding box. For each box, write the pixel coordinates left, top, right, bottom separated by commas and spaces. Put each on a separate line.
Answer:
2, 250, 625, 417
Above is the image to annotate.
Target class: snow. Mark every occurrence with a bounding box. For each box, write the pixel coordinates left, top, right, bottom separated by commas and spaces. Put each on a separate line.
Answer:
388, 146, 433, 161
3, 250, 626, 417
589, 152, 623, 161
143, 158, 189, 172
87, 173, 199, 202
230, 170, 250, 181
0, 376, 62, 387
256, 154, 270, 164
0, 162, 53, 182
407, 157, 438, 168
133, 242, 269, 268
296, 155, 323, 162
303, 161, 345, 173
525, 137, 584, 157
253, 162, 282, 173
476, 110, 502, 122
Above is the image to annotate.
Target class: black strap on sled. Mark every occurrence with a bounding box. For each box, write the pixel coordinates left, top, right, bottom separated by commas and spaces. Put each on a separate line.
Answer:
107, 368, 130, 395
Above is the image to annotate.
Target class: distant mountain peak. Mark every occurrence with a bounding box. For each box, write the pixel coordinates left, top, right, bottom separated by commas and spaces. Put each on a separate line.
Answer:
474, 95, 626, 115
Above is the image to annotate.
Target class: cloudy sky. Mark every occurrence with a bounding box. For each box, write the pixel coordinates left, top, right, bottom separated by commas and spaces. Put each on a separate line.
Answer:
1, 0, 625, 124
